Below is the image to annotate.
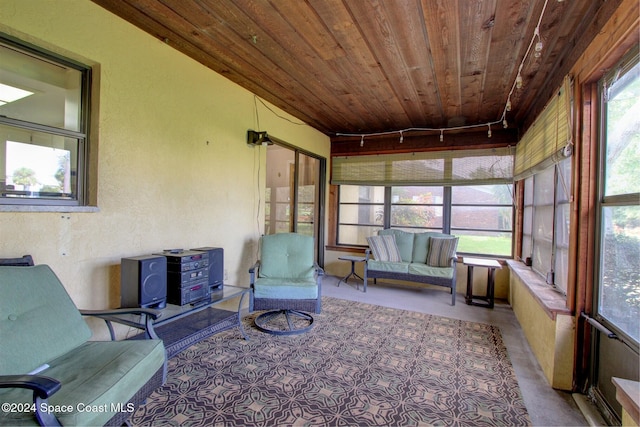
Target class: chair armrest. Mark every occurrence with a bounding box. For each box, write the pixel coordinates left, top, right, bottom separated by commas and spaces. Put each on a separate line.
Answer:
79, 308, 162, 341
0, 375, 62, 426
248, 260, 260, 274
365, 249, 371, 261
314, 263, 325, 276
0, 375, 60, 398
249, 261, 261, 287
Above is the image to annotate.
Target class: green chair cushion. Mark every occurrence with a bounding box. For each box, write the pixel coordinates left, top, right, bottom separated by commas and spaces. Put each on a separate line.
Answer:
408, 263, 455, 279
253, 277, 318, 299
259, 233, 315, 279
0, 339, 165, 426
367, 260, 410, 274
0, 265, 92, 375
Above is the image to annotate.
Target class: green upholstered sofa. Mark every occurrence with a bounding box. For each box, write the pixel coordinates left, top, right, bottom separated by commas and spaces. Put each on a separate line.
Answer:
364, 229, 459, 305
0, 265, 166, 426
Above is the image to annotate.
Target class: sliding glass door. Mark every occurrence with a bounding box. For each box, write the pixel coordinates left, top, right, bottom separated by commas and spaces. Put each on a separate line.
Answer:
264, 143, 325, 264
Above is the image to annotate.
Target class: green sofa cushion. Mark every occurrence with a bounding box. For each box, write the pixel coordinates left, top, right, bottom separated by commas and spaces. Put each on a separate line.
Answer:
0, 339, 165, 426
412, 232, 431, 264
259, 233, 315, 279
253, 277, 318, 299
378, 229, 414, 262
412, 232, 455, 263
408, 263, 455, 279
0, 265, 92, 375
367, 260, 410, 274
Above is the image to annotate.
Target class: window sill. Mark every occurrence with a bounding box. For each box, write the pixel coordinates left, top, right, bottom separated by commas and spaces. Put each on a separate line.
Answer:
506, 259, 571, 320
0, 205, 100, 213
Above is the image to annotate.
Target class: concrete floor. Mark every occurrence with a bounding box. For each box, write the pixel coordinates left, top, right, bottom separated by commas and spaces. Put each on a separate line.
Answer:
321, 274, 590, 427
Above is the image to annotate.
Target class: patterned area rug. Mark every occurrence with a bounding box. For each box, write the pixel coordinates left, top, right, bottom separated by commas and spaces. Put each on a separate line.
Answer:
131, 297, 530, 426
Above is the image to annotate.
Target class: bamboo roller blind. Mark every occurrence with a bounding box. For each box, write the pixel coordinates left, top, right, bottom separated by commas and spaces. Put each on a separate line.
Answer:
514, 76, 573, 180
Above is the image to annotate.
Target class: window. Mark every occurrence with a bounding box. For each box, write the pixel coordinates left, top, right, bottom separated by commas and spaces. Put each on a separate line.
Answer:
596, 50, 640, 343
452, 185, 513, 256
520, 158, 572, 294
337, 184, 513, 257
333, 147, 514, 255
0, 35, 91, 206
515, 77, 573, 294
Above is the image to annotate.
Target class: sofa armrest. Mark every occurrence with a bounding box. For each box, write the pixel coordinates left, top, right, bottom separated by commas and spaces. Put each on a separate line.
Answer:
0, 375, 62, 426
80, 308, 161, 340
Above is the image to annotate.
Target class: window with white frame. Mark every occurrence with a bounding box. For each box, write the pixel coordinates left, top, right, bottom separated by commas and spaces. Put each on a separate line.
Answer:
0, 34, 91, 206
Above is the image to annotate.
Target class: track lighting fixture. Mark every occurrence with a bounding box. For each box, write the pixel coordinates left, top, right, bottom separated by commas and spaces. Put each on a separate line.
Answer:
399, 131, 404, 143
487, 124, 492, 138
360, 135, 364, 147
439, 130, 444, 142
247, 129, 274, 146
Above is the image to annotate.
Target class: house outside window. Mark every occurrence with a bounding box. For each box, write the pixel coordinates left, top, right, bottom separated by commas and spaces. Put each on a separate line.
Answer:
0, 34, 91, 207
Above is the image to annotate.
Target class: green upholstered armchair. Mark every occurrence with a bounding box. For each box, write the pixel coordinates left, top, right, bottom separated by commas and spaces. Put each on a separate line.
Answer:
249, 233, 323, 335
0, 265, 166, 426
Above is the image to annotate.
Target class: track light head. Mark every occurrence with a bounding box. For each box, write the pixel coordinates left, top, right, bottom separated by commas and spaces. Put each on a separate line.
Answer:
247, 130, 274, 146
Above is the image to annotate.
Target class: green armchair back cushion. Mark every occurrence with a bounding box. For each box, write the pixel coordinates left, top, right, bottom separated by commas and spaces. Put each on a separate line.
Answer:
259, 232, 315, 280
0, 265, 165, 426
0, 265, 92, 375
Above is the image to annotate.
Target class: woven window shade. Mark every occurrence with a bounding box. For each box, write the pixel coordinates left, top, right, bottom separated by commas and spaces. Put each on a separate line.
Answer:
514, 77, 573, 180
331, 147, 514, 186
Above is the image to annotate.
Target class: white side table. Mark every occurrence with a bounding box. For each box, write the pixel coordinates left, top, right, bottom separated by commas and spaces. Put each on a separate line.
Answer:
463, 257, 502, 308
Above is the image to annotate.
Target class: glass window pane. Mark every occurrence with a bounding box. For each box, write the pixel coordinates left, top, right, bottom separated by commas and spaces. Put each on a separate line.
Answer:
523, 206, 533, 235
555, 247, 569, 295
599, 206, 640, 342
533, 205, 554, 241
0, 43, 83, 132
339, 185, 384, 203
390, 186, 443, 230
524, 177, 534, 205
1, 130, 78, 200
532, 239, 552, 277
604, 61, 640, 197
534, 166, 555, 205
391, 205, 443, 228
451, 184, 513, 204
337, 224, 381, 246
451, 206, 512, 230
556, 158, 572, 203
455, 230, 512, 256
339, 204, 383, 226
391, 186, 443, 202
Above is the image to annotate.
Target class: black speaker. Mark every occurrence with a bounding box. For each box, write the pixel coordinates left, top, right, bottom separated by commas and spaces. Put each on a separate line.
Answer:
121, 255, 167, 309
191, 247, 224, 290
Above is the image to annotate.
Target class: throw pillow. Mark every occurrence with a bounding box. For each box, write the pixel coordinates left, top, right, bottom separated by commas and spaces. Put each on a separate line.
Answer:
427, 236, 458, 267
367, 235, 402, 262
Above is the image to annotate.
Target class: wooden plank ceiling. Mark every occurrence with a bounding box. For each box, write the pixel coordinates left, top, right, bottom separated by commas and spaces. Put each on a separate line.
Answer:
91, 0, 620, 149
